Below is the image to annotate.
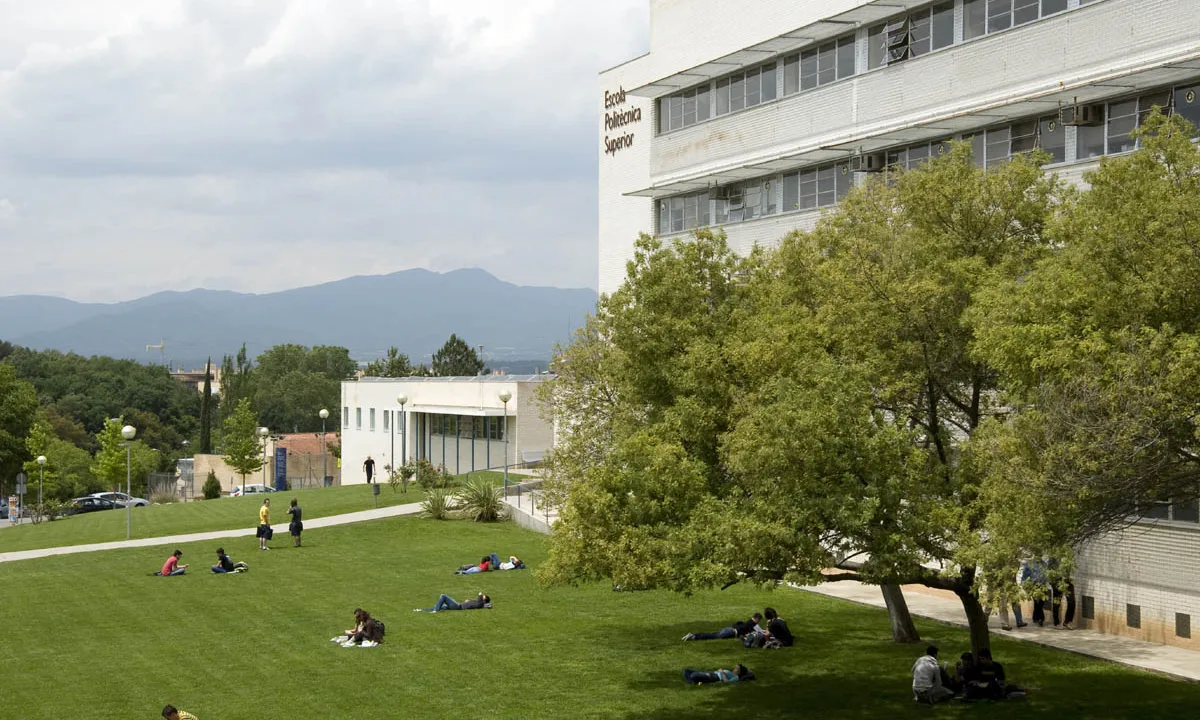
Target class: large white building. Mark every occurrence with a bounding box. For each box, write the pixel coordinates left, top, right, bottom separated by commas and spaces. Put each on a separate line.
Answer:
339, 376, 554, 485
600, 0, 1200, 650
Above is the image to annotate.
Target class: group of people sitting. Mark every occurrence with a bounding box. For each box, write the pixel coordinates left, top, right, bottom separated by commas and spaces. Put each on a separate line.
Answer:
331, 608, 386, 647
454, 553, 525, 574
153, 548, 249, 576
681, 608, 794, 649
912, 645, 1026, 703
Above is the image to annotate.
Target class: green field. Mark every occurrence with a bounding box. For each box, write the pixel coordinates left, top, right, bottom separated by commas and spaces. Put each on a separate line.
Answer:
0, 516, 1197, 719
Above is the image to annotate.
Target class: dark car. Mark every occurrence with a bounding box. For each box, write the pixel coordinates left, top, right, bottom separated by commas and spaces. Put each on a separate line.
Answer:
69, 496, 117, 514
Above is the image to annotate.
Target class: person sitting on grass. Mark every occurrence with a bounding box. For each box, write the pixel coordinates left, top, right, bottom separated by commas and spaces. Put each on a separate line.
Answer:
415, 592, 492, 612
682, 664, 755, 685
499, 555, 526, 570
763, 608, 793, 647
162, 704, 198, 719
682, 613, 762, 642
210, 547, 248, 574
158, 550, 188, 576
455, 556, 494, 575
912, 645, 954, 704
962, 648, 1025, 700
338, 609, 385, 648
332, 608, 367, 643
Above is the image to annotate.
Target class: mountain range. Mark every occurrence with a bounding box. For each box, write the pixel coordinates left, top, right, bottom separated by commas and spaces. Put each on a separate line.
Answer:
0, 269, 598, 369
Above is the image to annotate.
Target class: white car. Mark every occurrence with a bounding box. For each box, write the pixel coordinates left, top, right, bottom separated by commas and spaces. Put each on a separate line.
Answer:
91, 491, 149, 507
231, 484, 276, 497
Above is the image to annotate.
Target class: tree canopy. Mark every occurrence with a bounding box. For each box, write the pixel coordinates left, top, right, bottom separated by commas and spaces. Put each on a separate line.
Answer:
431, 334, 485, 377
222, 398, 264, 483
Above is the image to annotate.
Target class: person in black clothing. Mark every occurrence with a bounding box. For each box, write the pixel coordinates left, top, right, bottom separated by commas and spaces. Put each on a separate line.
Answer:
683, 614, 762, 642
363, 456, 376, 484
763, 607, 793, 647
962, 648, 1007, 700
211, 547, 248, 574
287, 498, 303, 547
415, 592, 492, 612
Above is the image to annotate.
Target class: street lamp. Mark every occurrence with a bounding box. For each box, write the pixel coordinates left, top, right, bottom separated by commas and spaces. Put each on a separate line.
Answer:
121, 425, 136, 540
319, 409, 329, 488
397, 394, 408, 470
36, 455, 46, 509
498, 390, 512, 495
258, 427, 269, 489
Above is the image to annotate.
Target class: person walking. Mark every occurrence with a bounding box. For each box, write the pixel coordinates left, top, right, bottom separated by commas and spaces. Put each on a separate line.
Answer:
363, 455, 376, 484
257, 498, 272, 551
286, 498, 303, 547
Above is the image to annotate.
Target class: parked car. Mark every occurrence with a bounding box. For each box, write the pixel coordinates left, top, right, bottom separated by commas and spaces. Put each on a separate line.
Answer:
91, 492, 149, 508
231, 484, 275, 497
69, 496, 118, 514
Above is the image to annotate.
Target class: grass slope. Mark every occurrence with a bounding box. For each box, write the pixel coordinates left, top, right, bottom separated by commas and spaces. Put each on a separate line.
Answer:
0, 518, 1197, 719
0, 472, 505, 553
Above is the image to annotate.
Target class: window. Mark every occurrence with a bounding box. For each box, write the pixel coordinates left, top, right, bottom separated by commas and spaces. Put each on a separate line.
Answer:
1042, 0, 1069, 15
782, 161, 850, 211
1038, 115, 1065, 163
985, 126, 1011, 167
355, 408, 362, 430
1010, 120, 1038, 155
965, 132, 985, 168
1014, 0, 1039, 26
474, 416, 486, 438
1178, 613, 1192, 640
659, 86, 712, 133
343, 406, 350, 428
867, 24, 886, 70
782, 172, 800, 212
445, 416, 458, 436
369, 408, 376, 431
963, 0, 987, 40
1076, 105, 1107, 160
383, 410, 389, 432
785, 33, 855, 94
1107, 99, 1138, 154
488, 417, 508, 441
1173, 498, 1200, 523
714, 179, 774, 224
1137, 90, 1172, 129
1173, 85, 1200, 134
714, 62, 777, 117
1126, 604, 1141, 629
874, 4, 953, 66
658, 191, 711, 235
988, 0, 1013, 33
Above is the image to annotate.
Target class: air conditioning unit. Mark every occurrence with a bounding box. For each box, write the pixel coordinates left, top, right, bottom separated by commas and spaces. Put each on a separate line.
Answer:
1064, 105, 1103, 127
852, 152, 887, 173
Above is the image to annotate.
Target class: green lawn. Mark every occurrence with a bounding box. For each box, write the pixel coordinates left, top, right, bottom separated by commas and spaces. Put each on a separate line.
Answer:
0, 481, 439, 553
0, 518, 1196, 719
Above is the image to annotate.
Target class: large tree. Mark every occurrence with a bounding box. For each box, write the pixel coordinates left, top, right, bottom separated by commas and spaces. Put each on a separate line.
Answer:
222, 397, 264, 488
91, 418, 160, 496
364, 347, 415, 378
253, 344, 352, 432
431, 334, 485, 377
969, 112, 1200, 554
0, 364, 38, 493
541, 146, 1061, 655
23, 416, 96, 500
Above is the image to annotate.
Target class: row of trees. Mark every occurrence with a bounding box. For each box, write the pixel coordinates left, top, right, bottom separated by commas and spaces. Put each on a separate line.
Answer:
539, 113, 1200, 654
362, 334, 486, 379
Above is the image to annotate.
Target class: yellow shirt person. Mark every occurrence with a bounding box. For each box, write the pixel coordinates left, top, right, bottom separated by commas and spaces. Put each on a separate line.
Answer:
257, 498, 271, 550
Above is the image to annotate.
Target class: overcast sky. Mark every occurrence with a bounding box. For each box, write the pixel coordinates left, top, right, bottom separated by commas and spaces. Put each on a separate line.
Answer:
0, 0, 647, 302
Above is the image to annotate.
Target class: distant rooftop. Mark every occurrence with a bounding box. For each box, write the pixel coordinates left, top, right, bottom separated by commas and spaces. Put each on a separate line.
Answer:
357, 374, 554, 383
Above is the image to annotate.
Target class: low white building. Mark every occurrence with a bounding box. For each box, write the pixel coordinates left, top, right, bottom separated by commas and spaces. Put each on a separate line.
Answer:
339, 375, 554, 485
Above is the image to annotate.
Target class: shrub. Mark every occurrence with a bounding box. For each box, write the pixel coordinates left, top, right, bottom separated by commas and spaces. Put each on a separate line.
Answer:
456, 477, 505, 523
420, 489, 455, 520
414, 458, 449, 490
203, 471, 222, 500
389, 463, 416, 493
31, 500, 67, 523
151, 491, 180, 504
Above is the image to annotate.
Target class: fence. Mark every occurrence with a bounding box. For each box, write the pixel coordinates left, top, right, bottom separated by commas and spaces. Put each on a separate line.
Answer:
147, 469, 193, 501
503, 476, 556, 525
284, 453, 341, 490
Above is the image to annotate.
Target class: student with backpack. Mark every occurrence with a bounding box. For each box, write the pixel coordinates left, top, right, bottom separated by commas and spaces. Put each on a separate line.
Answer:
763, 607, 793, 647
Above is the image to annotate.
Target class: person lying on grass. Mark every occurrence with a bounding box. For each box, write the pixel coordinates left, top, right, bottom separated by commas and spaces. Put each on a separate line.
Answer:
682, 664, 755, 685
162, 704, 199, 719
498, 555, 525, 570
455, 556, 494, 574
210, 547, 248, 574
157, 550, 187, 576
415, 592, 492, 612
682, 613, 763, 641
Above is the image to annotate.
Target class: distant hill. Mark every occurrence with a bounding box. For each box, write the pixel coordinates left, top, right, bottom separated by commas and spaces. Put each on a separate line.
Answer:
0, 269, 596, 368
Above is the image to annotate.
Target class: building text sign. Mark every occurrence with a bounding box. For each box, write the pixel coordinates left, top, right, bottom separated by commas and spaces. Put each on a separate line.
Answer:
603, 87, 641, 156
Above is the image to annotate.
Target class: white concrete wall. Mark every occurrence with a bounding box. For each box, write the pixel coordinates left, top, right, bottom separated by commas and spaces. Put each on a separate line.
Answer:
339, 378, 552, 485
1075, 523, 1200, 651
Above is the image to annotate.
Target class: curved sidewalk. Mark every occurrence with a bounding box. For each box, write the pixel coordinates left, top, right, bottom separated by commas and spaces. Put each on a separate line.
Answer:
801, 580, 1200, 683
0, 502, 423, 565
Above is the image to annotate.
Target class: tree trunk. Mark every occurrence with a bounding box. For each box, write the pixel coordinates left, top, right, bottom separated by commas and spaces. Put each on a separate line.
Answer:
956, 588, 991, 657
881, 584, 922, 644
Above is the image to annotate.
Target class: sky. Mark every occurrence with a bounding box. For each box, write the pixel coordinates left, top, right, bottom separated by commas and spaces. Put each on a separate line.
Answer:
0, 0, 648, 302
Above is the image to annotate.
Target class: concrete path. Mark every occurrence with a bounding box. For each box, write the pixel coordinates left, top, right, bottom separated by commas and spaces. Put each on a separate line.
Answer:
801, 580, 1200, 682
0, 502, 424, 565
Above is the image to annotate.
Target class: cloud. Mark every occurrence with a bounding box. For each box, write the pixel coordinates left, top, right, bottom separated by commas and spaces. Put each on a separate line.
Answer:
0, 0, 648, 301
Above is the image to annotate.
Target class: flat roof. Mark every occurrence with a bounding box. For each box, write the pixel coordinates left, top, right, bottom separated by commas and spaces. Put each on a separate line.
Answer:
356, 374, 553, 383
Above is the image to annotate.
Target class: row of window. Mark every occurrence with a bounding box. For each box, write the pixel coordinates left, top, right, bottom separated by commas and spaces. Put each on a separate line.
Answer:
430, 414, 509, 441
659, 0, 1101, 135
656, 79, 1200, 236
343, 407, 509, 441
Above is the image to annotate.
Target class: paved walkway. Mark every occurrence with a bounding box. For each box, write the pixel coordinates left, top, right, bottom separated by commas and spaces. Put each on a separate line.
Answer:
0, 502, 424, 564
801, 580, 1200, 682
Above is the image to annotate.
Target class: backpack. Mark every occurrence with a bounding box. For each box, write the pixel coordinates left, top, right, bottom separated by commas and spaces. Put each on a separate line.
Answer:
742, 631, 766, 648
374, 620, 385, 640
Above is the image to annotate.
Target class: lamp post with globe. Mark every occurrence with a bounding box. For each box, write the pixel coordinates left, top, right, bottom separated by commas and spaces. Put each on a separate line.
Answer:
122, 425, 136, 539
319, 409, 330, 488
